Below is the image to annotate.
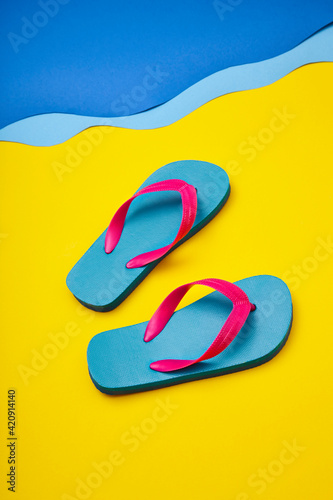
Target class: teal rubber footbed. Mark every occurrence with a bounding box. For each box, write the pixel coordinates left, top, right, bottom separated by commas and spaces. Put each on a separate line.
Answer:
66, 160, 230, 311
87, 275, 292, 394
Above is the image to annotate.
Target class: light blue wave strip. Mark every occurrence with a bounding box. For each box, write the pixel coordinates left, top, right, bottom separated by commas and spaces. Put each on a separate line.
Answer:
1, 25, 333, 147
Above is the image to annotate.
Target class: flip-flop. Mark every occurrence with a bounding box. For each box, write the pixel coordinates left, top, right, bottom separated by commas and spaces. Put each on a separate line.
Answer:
87, 275, 293, 394
66, 160, 230, 311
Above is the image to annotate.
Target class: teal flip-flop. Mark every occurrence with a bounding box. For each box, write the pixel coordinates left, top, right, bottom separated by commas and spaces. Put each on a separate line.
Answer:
66, 160, 230, 311
87, 275, 293, 394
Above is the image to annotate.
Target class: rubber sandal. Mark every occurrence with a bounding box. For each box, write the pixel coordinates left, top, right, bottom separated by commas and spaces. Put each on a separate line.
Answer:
66, 160, 230, 311
87, 275, 293, 394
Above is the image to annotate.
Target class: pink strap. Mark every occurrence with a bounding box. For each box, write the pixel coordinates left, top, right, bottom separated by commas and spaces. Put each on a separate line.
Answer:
104, 179, 197, 269
144, 279, 256, 372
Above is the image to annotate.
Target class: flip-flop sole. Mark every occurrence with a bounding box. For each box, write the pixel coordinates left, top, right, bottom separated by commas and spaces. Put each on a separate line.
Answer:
87, 275, 293, 394
66, 160, 230, 311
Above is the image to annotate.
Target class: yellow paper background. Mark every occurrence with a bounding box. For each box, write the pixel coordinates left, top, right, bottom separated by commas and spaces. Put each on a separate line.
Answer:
1, 63, 332, 500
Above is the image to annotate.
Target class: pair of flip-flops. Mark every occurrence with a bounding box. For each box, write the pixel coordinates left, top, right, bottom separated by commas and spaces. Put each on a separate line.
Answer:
67, 160, 293, 394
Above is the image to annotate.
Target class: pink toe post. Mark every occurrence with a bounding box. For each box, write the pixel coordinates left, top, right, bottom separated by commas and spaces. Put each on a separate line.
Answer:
144, 278, 256, 372
104, 179, 197, 268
